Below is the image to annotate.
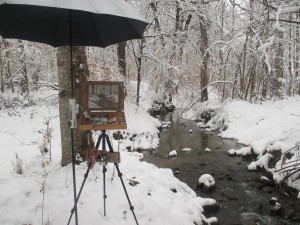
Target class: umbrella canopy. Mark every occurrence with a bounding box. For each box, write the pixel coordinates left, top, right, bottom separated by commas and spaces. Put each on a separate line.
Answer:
0, 0, 148, 47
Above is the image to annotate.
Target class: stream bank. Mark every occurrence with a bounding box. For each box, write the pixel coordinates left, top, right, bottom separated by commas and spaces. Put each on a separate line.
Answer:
141, 112, 299, 225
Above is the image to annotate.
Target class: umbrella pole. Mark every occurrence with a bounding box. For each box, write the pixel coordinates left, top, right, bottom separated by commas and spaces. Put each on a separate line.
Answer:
69, 10, 79, 225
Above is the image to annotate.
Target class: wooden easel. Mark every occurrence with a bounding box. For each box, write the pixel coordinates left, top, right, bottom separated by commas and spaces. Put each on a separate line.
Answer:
67, 130, 138, 225
67, 82, 138, 225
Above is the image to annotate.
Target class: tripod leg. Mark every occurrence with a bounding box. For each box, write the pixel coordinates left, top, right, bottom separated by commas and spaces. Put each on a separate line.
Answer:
102, 131, 106, 151
67, 162, 92, 225
104, 134, 114, 153
114, 163, 139, 225
102, 165, 107, 216
70, 130, 78, 225
95, 133, 103, 149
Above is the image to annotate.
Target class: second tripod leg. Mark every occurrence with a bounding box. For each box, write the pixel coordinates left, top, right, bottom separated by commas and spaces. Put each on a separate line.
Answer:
114, 163, 139, 225
67, 162, 92, 225
102, 165, 107, 216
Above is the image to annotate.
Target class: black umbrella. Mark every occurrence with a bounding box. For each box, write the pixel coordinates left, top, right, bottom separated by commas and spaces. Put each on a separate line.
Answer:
0, 0, 148, 47
0, 1, 148, 224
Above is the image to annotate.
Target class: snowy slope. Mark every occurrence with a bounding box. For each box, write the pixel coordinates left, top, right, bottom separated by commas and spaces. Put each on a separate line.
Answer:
0, 90, 216, 225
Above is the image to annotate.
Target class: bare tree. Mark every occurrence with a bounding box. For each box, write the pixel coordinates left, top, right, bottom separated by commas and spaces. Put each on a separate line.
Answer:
199, 14, 210, 102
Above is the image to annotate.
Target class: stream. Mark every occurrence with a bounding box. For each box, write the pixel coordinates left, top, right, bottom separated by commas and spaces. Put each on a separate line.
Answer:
142, 112, 298, 225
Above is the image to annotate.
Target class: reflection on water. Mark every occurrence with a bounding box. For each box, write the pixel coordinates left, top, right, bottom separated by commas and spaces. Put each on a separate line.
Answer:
142, 112, 297, 225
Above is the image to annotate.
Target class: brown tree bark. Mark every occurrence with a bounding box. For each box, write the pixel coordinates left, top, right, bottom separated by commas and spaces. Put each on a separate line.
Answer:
0, 41, 3, 93
295, 24, 300, 94
18, 41, 29, 97
135, 38, 144, 106
117, 42, 126, 77
4, 41, 14, 93
57, 46, 93, 166
274, 29, 284, 97
199, 16, 209, 102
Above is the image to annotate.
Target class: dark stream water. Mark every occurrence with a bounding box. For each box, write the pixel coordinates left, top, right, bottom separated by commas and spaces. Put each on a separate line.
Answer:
142, 112, 298, 225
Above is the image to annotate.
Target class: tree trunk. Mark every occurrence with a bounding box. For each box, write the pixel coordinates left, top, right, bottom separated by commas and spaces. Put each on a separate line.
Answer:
117, 42, 126, 77
57, 46, 93, 167
136, 39, 144, 106
199, 16, 209, 102
220, 1, 225, 101
261, 62, 269, 98
231, 67, 239, 99
287, 14, 293, 96
274, 29, 284, 98
240, 32, 249, 96
7, 61, 13, 93
246, 62, 257, 102
32, 69, 39, 91
4, 41, 14, 93
136, 55, 142, 106
149, 0, 164, 44
18, 41, 29, 97
0, 41, 3, 93
295, 24, 300, 95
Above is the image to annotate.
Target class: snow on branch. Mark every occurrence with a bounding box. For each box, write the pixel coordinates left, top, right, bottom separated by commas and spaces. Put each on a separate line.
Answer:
256, 34, 273, 74
257, 36, 274, 53
276, 6, 300, 15
273, 6, 285, 33
266, 1, 300, 25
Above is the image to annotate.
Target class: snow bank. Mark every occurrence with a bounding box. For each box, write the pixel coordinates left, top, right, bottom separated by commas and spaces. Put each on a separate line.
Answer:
123, 102, 161, 150
219, 98, 300, 155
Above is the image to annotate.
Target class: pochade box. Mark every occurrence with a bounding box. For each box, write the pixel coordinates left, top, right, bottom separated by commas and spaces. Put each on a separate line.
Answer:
79, 81, 127, 131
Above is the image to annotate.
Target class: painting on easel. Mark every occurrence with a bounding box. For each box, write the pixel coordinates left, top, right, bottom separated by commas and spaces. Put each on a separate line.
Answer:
88, 83, 120, 110
80, 81, 127, 131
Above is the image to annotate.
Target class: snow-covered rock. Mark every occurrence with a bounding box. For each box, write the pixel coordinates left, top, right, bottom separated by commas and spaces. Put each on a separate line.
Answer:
161, 121, 171, 129
248, 153, 273, 171
169, 150, 177, 157
198, 174, 215, 191
228, 147, 252, 156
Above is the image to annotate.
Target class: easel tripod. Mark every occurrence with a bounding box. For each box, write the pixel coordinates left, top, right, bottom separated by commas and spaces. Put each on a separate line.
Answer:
67, 130, 139, 225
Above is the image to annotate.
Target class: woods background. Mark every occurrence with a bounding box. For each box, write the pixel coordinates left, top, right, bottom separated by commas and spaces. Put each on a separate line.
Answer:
1, 0, 300, 109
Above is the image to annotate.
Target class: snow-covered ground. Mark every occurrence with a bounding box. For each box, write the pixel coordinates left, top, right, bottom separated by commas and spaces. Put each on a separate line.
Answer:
0, 89, 216, 225
219, 98, 300, 155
